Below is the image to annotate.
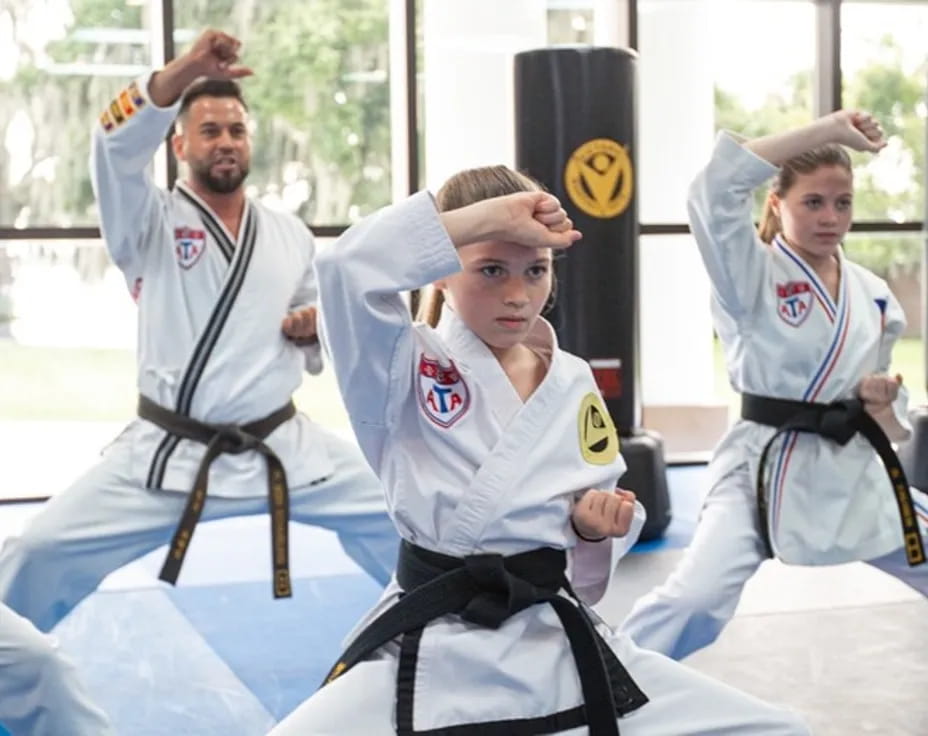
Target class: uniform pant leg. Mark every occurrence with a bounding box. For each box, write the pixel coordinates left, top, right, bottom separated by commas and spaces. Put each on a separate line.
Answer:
0, 444, 191, 631
576, 633, 809, 736
865, 486, 928, 596
265, 639, 809, 736
620, 462, 769, 660
289, 431, 399, 586
0, 602, 114, 736
268, 657, 398, 736
865, 547, 928, 597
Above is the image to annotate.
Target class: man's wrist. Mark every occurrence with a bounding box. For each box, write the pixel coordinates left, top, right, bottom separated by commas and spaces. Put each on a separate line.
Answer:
571, 518, 606, 543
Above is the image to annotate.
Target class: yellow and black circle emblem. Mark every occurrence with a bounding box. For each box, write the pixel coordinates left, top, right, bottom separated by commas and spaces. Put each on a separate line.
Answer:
563, 138, 633, 219
578, 392, 619, 465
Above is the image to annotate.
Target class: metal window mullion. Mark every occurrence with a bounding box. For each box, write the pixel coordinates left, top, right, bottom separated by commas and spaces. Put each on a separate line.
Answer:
628, 0, 638, 51
389, 0, 417, 201
162, 0, 178, 188
923, 63, 928, 389
406, 0, 419, 195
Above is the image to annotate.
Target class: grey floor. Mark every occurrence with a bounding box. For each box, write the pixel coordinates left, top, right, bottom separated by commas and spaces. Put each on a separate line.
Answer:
597, 551, 928, 735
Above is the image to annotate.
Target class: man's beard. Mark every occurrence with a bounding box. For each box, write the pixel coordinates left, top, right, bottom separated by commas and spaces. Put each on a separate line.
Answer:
190, 159, 249, 194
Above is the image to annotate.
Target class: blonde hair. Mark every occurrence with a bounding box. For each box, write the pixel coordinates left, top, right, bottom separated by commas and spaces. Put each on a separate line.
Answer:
756, 144, 853, 243
416, 165, 543, 327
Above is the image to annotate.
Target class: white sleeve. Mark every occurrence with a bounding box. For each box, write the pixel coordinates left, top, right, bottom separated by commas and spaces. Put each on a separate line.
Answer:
879, 290, 913, 439
288, 224, 324, 375
89, 73, 178, 278
568, 501, 645, 606
314, 190, 462, 471
687, 132, 779, 328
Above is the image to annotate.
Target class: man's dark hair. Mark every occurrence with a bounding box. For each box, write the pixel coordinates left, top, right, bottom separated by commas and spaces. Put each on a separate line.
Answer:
177, 78, 248, 123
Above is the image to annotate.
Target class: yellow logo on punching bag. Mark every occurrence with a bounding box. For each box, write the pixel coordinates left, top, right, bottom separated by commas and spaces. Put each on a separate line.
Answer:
578, 392, 619, 465
563, 138, 633, 219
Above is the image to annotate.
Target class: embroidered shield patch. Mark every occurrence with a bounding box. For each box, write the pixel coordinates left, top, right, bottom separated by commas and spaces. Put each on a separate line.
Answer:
174, 227, 207, 269
776, 281, 813, 327
417, 355, 470, 428
578, 392, 619, 465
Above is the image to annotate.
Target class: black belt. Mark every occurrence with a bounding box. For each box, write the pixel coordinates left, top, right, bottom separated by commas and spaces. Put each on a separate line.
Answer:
321, 540, 648, 736
742, 392, 925, 566
137, 395, 296, 597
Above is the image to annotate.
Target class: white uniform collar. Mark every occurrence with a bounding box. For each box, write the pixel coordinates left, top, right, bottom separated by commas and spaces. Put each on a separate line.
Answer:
435, 304, 557, 365
772, 233, 845, 318
435, 305, 559, 423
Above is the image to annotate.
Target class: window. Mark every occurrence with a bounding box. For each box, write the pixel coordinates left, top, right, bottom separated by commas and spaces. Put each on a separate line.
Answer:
843, 230, 926, 404
0, 2, 153, 227
637, 0, 816, 224
547, 4, 596, 44
842, 2, 926, 224
0, 236, 349, 500
842, 1, 927, 406
635, 0, 817, 454
173, 0, 393, 225
1, 238, 135, 498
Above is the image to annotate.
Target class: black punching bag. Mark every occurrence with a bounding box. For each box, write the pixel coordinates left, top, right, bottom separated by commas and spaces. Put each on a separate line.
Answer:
514, 46, 671, 540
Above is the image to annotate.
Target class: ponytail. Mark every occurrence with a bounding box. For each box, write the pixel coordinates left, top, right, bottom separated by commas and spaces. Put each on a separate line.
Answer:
416, 285, 445, 327
757, 196, 780, 244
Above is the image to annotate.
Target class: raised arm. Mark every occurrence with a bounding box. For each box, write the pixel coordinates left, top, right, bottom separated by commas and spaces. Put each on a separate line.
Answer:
440, 192, 580, 251
689, 111, 886, 329
744, 110, 885, 165
686, 134, 778, 326
314, 192, 462, 470
315, 190, 579, 470
90, 29, 253, 277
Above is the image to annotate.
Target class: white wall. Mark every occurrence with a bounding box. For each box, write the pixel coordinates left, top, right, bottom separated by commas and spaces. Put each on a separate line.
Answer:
422, 0, 548, 190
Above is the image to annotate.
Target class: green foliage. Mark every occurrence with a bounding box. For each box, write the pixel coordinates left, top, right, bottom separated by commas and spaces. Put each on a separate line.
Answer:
1, 0, 391, 227
714, 36, 926, 277
171, 0, 391, 223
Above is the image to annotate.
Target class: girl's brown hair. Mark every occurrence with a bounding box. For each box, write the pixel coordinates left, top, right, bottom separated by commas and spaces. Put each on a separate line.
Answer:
756, 144, 852, 244
416, 165, 543, 326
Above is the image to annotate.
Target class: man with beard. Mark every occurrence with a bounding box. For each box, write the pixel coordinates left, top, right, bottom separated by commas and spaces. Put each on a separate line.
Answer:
0, 28, 398, 668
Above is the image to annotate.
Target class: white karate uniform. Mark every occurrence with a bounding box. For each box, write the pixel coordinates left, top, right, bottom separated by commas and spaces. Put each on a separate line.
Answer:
0, 602, 113, 736
622, 132, 928, 661
269, 191, 809, 735
0, 74, 398, 632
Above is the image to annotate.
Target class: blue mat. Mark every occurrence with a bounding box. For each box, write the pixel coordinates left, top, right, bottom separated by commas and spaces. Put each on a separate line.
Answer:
629, 464, 705, 554
166, 574, 382, 720
54, 577, 382, 735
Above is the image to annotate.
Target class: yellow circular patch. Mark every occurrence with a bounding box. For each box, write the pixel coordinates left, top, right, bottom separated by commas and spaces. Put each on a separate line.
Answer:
578, 392, 619, 465
563, 138, 633, 219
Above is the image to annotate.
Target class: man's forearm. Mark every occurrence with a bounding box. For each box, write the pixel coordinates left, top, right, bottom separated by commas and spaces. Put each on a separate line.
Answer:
147, 56, 202, 108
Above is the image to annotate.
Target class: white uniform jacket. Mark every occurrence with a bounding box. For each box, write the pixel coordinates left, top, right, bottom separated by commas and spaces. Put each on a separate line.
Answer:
90, 74, 332, 497
315, 190, 646, 730
689, 132, 912, 564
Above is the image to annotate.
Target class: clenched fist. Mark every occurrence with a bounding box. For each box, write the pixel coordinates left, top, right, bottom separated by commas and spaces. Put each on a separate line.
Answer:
183, 29, 253, 80
282, 306, 318, 346
571, 488, 637, 541
857, 372, 902, 412
822, 110, 887, 154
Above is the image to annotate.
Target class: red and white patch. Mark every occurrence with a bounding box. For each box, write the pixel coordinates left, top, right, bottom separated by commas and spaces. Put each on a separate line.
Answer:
776, 281, 813, 327
417, 355, 470, 428
174, 227, 206, 269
